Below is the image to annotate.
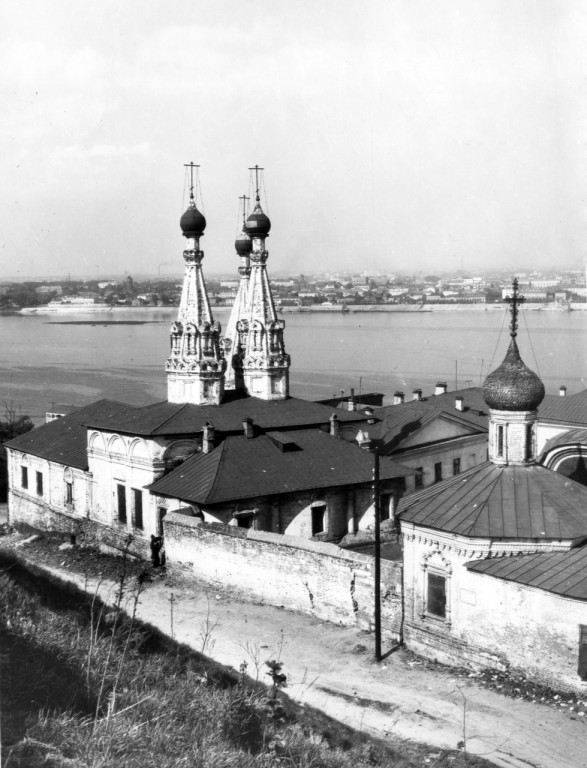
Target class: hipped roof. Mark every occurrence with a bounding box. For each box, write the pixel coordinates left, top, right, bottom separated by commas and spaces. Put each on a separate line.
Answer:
398, 462, 587, 541
150, 429, 415, 505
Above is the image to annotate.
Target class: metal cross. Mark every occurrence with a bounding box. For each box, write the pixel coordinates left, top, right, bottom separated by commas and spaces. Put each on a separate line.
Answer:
505, 277, 525, 338
239, 194, 250, 224
184, 162, 200, 201
248, 165, 264, 201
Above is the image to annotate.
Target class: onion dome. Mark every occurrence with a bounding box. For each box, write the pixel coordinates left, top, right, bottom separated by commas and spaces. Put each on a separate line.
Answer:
482, 338, 545, 412
245, 202, 271, 237
235, 229, 253, 255
180, 202, 206, 238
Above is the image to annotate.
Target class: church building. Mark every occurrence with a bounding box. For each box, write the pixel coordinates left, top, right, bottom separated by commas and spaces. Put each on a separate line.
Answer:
398, 280, 587, 691
5, 168, 411, 557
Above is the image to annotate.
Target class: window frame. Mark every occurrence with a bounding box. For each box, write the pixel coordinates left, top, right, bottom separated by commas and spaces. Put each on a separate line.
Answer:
311, 502, 326, 536
117, 484, 127, 525
426, 572, 447, 618
415, 467, 424, 488
133, 488, 143, 530
65, 481, 73, 505
21, 465, 28, 490
36, 471, 43, 497
434, 462, 443, 483
453, 457, 461, 476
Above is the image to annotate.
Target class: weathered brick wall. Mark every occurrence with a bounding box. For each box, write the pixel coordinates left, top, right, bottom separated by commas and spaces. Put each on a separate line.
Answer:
164, 513, 403, 637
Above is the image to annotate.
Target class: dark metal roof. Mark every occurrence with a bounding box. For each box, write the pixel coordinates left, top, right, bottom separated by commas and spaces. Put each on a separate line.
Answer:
5, 400, 130, 470
149, 429, 415, 505
398, 462, 587, 540
85, 394, 365, 437
466, 546, 587, 601
366, 388, 488, 454
539, 390, 587, 426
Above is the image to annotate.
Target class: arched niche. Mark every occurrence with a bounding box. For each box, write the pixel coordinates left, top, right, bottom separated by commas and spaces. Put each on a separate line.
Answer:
162, 439, 201, 470
129, 438, 150, 462
89, 431, 106, 453
107, 434, 126, 457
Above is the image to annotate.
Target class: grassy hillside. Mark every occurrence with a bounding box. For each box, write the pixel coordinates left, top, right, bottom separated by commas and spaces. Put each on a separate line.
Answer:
0, 548, 491, 767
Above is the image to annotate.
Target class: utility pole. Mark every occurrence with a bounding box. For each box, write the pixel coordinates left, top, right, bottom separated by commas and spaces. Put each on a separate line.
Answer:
373, 448, 382, 662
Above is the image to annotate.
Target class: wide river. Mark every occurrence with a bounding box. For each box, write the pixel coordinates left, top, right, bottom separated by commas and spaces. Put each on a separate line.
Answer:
0, 307, 585, 423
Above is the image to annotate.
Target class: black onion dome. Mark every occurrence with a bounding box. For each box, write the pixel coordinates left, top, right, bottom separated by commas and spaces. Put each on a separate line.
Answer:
482, 338, 545, 412
245, 202, 271, 237
180, 203, 206, 237
235, 229, 253, 255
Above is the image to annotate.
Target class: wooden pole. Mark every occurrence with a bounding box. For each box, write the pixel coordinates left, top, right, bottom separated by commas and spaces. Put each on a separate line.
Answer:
374, 448, 382, 662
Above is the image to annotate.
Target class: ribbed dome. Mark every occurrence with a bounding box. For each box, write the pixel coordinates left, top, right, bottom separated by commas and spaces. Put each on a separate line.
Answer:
482, 338, 545, 412
180, 203, 206, 237
235, 230, 253, 255
245, 202, 271, 237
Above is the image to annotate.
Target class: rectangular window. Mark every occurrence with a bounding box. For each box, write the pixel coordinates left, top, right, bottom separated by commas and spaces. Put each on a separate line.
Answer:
117, 484, 127, 524
579, 625, 587, 681
36, 471, 43, 496
237, 515, 253, 529
427, 573, 446, 618
434, 462, 443, 483
21, 466, 28, 489
133, 489, 143, 530
525, 424, 533, 461
497, 425, 504, 457
453, 458, 461, 476
311, 504, 326, 536
65, 482, 73, 504
415, 468, 423, 488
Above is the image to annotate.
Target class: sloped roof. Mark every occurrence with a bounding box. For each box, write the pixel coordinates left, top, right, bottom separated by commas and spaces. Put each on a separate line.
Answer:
466, 546, 587, 601
397, 462, 587, 540
5, 400, 130, 470
149, 429, 415, 505
85, 394, 365, 437
539, 390, 587, 426
364, 388, 488, 453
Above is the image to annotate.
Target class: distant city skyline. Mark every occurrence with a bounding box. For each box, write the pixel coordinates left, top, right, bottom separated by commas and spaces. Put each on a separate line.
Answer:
2, 1, 586, 280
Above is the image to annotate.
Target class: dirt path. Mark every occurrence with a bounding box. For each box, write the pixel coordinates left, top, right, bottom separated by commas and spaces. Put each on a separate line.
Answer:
19, 552, 583, 768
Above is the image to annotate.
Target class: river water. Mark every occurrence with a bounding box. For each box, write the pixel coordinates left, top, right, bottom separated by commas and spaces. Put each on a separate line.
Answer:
0, 308, 585, 422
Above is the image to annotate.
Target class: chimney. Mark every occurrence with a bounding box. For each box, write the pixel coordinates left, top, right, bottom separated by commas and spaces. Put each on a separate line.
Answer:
348, 387, 356, 411
559, 385, 567, 397
364, 407, 376, 424
393, 391, 404, 405
356, 429, 372, 450
202, 421, 215, 453
435, 381, 448, 395
243, 417, 254, 439
329, 413, 339, 437
412, 388, 423, 401
455, 395, 464, 411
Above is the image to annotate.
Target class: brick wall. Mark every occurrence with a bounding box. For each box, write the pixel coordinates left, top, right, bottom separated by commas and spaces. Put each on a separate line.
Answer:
164, 512, 403, 637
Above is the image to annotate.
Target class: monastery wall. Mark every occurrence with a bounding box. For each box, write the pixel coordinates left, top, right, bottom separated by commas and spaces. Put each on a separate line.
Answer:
164, 512, 403, 637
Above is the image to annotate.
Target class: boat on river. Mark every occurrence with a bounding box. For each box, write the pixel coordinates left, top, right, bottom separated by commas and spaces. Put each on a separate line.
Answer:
19, 296, 114, 315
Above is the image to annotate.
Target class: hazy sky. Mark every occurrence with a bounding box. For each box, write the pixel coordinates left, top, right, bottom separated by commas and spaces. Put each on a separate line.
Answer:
1, 1, 586, 279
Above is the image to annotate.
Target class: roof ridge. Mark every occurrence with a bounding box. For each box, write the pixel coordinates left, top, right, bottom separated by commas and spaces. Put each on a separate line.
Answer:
202, 442, 229, 504
152, 402, 191, 433
442, 464, 501, 535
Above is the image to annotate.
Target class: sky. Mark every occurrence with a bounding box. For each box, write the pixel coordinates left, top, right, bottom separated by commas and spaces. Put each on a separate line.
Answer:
1, 0, 586, 279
